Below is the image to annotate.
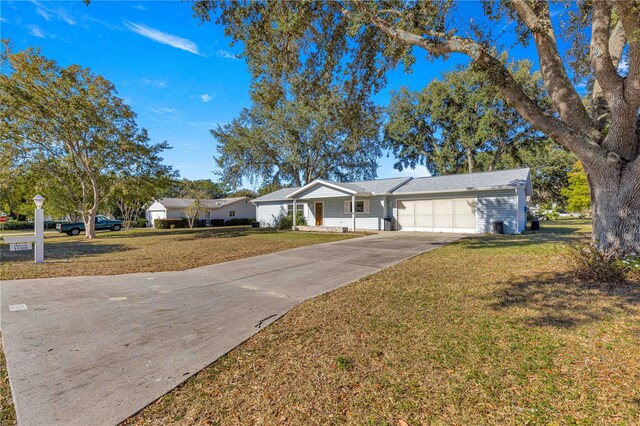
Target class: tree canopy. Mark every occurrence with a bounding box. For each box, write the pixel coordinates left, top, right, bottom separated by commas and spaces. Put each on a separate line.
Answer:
385, 61, 548, 175
0, 41, 175, 238
194, 0, 640, 256
212, 91, 382, 187
562, 162, 591, 215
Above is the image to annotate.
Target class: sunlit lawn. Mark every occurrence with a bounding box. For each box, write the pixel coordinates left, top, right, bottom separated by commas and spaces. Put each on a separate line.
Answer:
124, 219, 640, 425
0, 226, 358, 280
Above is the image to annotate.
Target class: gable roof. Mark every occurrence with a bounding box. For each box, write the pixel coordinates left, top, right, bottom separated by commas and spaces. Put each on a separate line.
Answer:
253, 187, 301, 202
252, 168, 531, 203
152, 197, 249, 209
392, 168, 532, 195
287, 176, 414, 198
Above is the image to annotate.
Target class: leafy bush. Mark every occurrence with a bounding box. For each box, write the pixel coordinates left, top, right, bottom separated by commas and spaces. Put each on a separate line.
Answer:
135, 218, 148, 228
223, 218, 253, 226
274, 212, 306, 230
211, 219, 225, 227
563, 240, 627, 284
538, 203, 559, 221
154, 218, 188, 229
3, 221, 34, 230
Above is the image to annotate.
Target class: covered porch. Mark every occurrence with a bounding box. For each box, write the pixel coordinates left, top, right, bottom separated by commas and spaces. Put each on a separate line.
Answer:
287, 179, 389, 232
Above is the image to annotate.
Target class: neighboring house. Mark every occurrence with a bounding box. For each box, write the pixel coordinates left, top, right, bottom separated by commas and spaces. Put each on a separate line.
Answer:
145, 197, 256, 227
253, 168, 532, 234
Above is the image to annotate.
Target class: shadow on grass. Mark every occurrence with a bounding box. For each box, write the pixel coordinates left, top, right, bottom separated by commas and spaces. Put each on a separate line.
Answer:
491, 271, 640, 328
0, 241, 129, 263
98, 226, 257, 240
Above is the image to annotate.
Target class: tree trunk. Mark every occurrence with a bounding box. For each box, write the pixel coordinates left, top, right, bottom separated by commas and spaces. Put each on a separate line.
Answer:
466, 147, 474, 173
84, 209, 97, 240
588, 166, 640, 256
84, 174, 99, 239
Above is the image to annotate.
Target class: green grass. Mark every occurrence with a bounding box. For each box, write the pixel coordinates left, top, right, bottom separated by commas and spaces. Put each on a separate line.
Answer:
0, 227, 358, 280
124, 219, 640, 425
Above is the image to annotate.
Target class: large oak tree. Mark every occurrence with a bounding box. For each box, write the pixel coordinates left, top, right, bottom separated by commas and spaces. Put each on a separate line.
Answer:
195, 0, 640, 256
1, 42, 174, 238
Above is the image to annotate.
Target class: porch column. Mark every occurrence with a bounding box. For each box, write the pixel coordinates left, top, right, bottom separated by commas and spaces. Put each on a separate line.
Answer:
292, 199, 297, 230
351, 194, 356, 232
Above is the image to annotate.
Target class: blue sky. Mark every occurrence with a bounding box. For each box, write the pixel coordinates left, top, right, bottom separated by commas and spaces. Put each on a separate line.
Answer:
1, 1, 555, 188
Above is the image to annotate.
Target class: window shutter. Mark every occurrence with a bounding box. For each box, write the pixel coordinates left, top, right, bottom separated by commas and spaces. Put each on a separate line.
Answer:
344, 200, 351, 214
364, 200, 370, 214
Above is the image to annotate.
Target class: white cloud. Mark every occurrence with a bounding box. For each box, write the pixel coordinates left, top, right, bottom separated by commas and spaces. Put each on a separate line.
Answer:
27, 24, 46, 38
36, 8, 51, 21
32, 1, 75, 25
140, 78, 168, 89
132, 4, 148, 11
200, 94, 212, 103
150, 107, 177, 115
58, 10, 76, 26
124, 20, 203, 56
216, 49, 238, 59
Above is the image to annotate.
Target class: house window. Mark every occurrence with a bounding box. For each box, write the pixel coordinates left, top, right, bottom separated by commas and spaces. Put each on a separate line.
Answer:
205, 211, 211, 219
229, 210, 236, 217
287, 204, 304, 216
351, 201, 365, 213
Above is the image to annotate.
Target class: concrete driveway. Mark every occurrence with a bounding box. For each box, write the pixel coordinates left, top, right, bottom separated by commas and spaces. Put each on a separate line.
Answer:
0, 232, 462, 425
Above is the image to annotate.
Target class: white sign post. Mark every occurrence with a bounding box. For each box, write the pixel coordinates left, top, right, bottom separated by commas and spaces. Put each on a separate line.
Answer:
33, 195, 45, 263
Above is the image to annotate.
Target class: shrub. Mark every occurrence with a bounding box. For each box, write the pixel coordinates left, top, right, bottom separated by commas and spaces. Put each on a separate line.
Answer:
563, 240, 627, 284
223, 218, 253, 226
3, 221, 33, 230
154, 218, 188, 229
211, 219, 225, 227
274, 212, 306, 230
538, 203, 559, 221
135, 218, 148, 228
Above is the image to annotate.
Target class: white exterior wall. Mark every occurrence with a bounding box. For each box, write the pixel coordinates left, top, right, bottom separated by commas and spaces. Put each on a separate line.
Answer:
296, 185, 352, 199
255, 201, 289, 227
146, 201, 166, 227
204, 200, 255, 220
516, 186, 527, 232
165, 208, 184, 219
476, 190, 519, 234
390, 189, 520, 234
255, 197, 385, 230
312, 197, 385, 231
147, 200, 256, 225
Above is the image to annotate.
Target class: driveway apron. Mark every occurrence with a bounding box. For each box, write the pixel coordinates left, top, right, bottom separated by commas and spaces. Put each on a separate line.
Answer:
0, 232, 462, 425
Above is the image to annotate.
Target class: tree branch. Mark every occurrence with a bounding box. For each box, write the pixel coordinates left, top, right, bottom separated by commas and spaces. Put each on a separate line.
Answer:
510, 0, 602, 141
613, 0, 640, 105
590, 1, 624, 94
369, 15, 607, 166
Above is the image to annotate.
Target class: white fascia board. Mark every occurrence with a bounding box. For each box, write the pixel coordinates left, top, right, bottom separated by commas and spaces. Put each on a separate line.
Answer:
288, 179, 358, 197
391, 186, 521, 196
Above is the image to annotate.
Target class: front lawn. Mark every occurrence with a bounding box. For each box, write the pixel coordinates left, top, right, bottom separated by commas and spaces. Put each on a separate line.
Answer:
0, 227, 358, 280
125, 219, 640, 424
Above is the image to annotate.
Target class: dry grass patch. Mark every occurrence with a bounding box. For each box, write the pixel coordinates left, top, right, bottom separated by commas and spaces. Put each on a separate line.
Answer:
125, 220, 640, 425
0, 227, 358, 280
0, 333, 16, 426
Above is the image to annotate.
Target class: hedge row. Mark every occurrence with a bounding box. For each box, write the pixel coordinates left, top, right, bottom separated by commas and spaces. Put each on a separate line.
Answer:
123, 218, 148, 228
154, 218, 189, 229
1, 221, 68, 231
153, 218, 256, 229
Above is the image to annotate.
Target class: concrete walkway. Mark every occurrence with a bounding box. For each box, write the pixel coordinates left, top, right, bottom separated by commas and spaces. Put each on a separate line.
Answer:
0, 232, 462, 425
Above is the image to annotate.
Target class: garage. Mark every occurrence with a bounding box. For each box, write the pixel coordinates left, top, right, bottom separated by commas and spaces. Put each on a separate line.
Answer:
397, 198, 477, 233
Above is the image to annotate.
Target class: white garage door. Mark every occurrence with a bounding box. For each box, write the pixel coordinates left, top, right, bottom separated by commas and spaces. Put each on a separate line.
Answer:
397, 198, 476, 233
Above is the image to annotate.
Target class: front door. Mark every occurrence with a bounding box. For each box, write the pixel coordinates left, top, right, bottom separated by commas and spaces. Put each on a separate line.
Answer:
315, 202, 323, 226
